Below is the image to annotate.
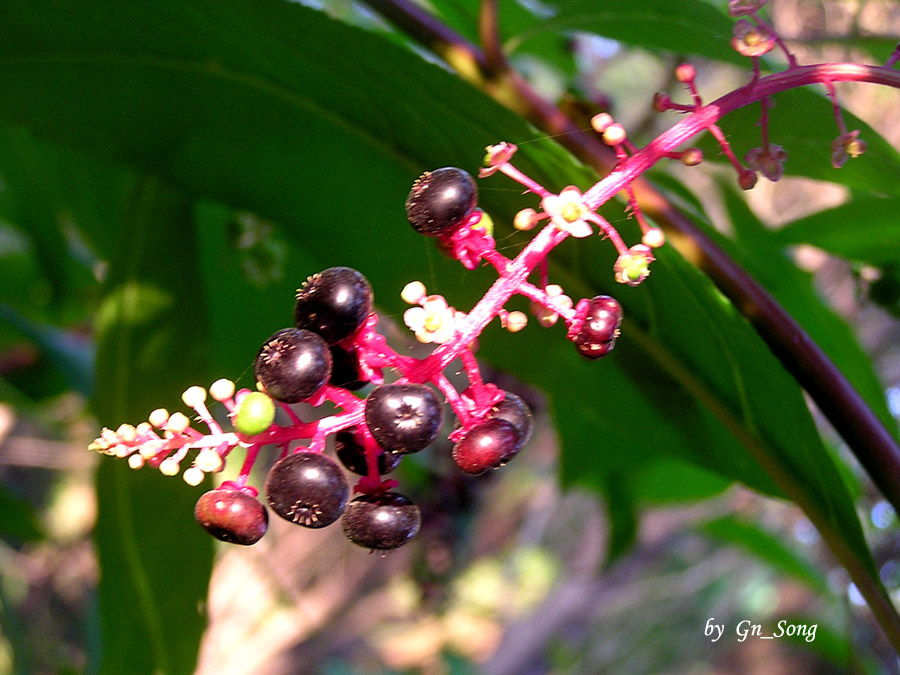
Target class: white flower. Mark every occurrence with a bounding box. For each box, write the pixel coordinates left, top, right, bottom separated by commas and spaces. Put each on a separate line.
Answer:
541, 187, 593, 238
403, 295, 463, 344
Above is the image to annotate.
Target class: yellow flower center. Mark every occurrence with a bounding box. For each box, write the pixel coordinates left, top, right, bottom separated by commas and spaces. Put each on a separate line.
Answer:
424, 312, 444, 331
561, 202, 583, 223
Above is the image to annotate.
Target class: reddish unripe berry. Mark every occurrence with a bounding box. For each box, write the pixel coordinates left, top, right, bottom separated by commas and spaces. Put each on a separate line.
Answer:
194, 489, 268, 546
342, 492, 421, 550
487, 391, 533, 452
452, 418, 520, 475
574, 295, 623, 360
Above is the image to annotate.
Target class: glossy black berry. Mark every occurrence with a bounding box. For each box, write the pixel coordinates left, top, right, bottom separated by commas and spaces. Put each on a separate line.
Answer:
194, 489, 268, 546
328, 344, 367, 390
342, 492, 421, 550
254, 328, 332, 403
364, 383, 443, 454
335, 427, 402, 476
573, 295, 623, 360
452, 418, 519, 475
294, 267, 373, 344
405, 167, 478, 236
265, 452, 348, 528
487, 391, 533, 452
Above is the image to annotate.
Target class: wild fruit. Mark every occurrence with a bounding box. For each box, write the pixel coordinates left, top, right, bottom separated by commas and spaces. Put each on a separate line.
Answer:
254, 328, 332, 403
342, 492, 421, 550
294, 267, 373, 344
451, 418, 519, 475
364, 383, 443, 454
405, 167, 478, 236
194, 488, 268, 545
265, 452, 348, 528
573, 295, 623, 360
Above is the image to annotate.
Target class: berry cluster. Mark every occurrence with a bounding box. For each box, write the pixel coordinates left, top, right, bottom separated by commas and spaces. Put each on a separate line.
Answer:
88, 130, 651, 551
92, 1, 876, 553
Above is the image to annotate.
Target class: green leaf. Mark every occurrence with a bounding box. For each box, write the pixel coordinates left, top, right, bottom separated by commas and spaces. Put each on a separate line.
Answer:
519, 0, 745, 67
92, 178, 213, 675
717, 181, 897, 442
700, 515, 828, 593
773, 195, 900, 267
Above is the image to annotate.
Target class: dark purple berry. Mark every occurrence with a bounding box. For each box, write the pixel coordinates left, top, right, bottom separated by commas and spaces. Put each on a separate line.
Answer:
364, 383, 443, 454
329, 344, 367, 390
265, 452, 348, 528
294, 267, 373, 344
194, 489, 268, 546
342, 492, 421, 550
254, 328, 332, 403
335, 427, 402, 476
405, 167, 478, 236
573, 295, 623, 360
487, 391, 533, 452
452, 418, 519, 475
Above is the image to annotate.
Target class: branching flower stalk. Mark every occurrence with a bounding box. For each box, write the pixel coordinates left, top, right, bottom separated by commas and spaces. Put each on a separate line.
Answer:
90, 0, 900, 651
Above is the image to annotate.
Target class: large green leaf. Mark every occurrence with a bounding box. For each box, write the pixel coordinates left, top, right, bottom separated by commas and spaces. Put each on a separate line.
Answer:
92, 178, 213, 675
716, 181, 897, 440
0, 0, 890, 651
773, 195, 900, 268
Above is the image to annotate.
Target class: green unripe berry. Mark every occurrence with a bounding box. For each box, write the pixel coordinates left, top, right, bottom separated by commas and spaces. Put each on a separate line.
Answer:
234, 391, 276, 436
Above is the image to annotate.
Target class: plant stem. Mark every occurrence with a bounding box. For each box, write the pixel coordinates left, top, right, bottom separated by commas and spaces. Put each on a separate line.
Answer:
361, 0, 900, 646
366, 0, 900, 511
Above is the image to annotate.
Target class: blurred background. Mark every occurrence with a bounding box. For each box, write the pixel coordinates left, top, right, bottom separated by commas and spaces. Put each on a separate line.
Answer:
3, 0, 900, 673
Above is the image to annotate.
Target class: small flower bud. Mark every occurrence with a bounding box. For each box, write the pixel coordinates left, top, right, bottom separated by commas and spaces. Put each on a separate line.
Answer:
182, 386, 207, 408
505, 311, 528, 332
209, 378, 236, 402
159, 458, 180, 476
196, 449, 225, 473
738, 170, 758, 190
116, 423, 137, 443
602, 124, 627, 146
128, 454, 144, 470
167, 412, 191, 433
514, 208, 539, 231
590, 113, 614, 134
675, 63, 696, 83
642, 228, 665, 248
140, 444, 160, 460
652, 92, 671, 113
401, 280, 427, 304
680, 148, 703, 166
148, 408, 169, 427
183, 466, 205, 486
